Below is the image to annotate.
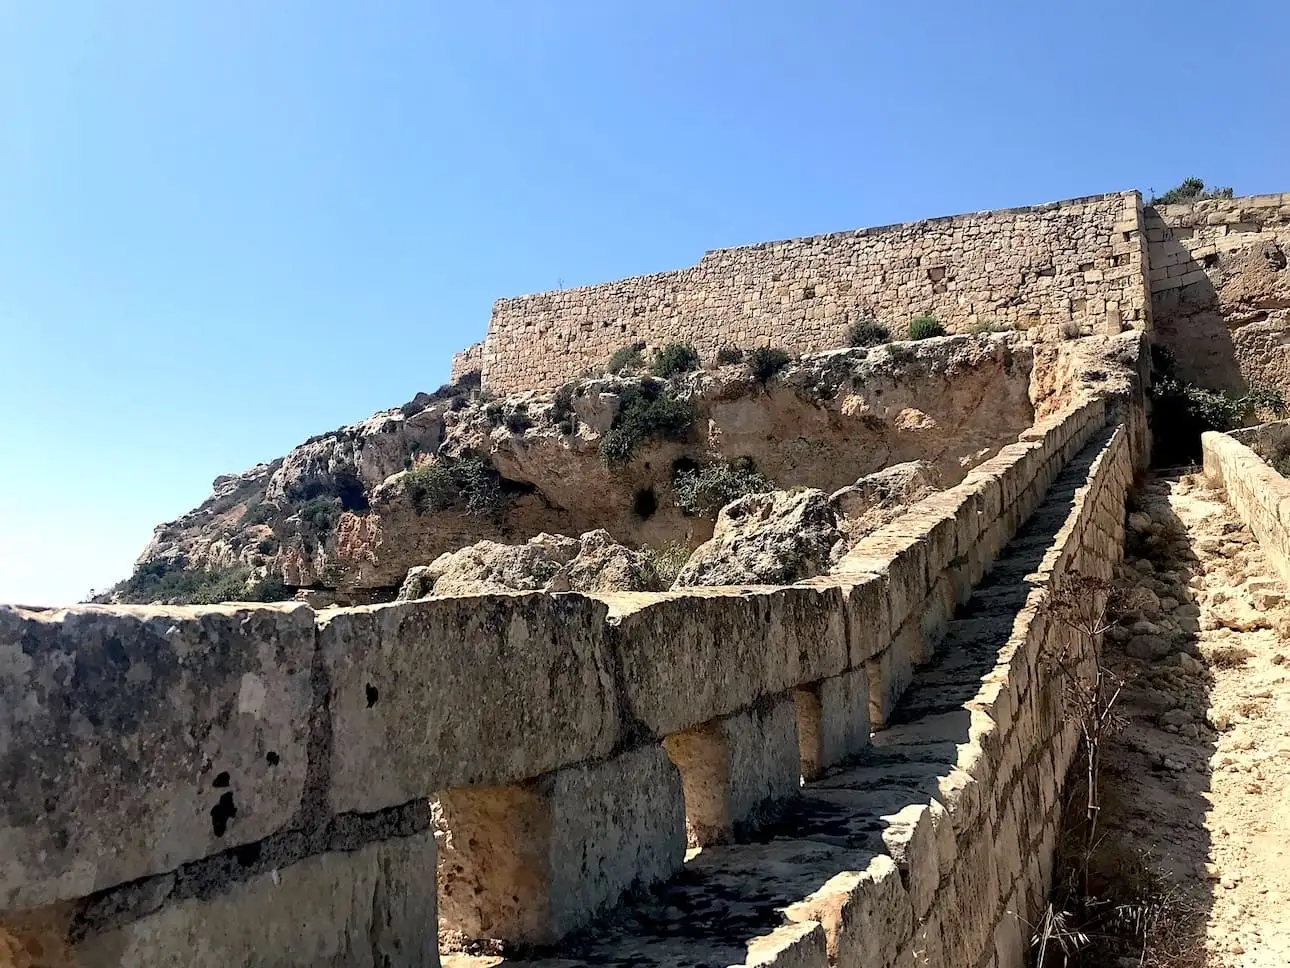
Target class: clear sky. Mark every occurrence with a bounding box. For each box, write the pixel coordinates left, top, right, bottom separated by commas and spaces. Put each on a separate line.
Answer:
2, 1, 1287, 606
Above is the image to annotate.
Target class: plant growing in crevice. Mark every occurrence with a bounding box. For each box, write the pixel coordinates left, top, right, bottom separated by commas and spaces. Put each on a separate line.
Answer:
599, 380, 696, 468
403, 456, 509, 519
298, 496, 343, 532
672, 456, 774, 518
638, 543, 691, 589
549, 382, 580, 435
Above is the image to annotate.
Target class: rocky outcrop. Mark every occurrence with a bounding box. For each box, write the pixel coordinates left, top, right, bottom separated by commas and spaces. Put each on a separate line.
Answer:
829, 461, 941, 548
674, 489, 842, 587
397, 530, 661, 599
124, 335, 1040, 601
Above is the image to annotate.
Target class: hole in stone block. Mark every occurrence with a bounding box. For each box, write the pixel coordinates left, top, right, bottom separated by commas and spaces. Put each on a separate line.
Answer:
210, 791, 237, 838
633, 487, 658, 520
212, 771, 231, 788
265, 750, 280, 766
365, 683, 380, 708
663, 725, 730, 847
433, 785, 551, 950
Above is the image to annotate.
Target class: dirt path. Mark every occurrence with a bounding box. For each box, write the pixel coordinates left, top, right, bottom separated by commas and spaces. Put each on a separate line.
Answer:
1093, 471, 1290, 967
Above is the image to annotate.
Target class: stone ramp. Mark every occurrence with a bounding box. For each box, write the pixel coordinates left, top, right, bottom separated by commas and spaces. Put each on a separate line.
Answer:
451, 429, 1120, 968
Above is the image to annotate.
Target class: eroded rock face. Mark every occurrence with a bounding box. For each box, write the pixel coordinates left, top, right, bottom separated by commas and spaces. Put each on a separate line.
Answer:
674, 490, 842, 588
830, 461, 942, 548
397, 530, 660, 599
126, 335, 1039, 602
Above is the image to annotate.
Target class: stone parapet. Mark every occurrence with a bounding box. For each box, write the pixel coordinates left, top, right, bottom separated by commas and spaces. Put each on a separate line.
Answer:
1203, 428, 1290, 584
1, 393, 1131, 965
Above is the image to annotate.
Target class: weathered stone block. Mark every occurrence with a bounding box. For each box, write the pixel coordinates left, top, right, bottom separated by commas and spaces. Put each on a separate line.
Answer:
842, 531, 929, 633
436, 744, 685, 945
795, 666, 870, 781
0, 603, 316, 911
611, 586, 847, 738
784, 856, 913, 968
73, 831, 440, 968
666, 695, 800, 845
321, 595, 618, 815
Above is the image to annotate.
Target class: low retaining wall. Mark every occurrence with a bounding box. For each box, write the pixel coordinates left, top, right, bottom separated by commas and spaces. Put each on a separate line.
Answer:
1202, 429, 1290, 584
1, 395, 1128, 967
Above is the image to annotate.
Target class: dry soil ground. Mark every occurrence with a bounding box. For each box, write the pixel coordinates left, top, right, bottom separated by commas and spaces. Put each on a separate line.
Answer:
1078, 471, 1290, 967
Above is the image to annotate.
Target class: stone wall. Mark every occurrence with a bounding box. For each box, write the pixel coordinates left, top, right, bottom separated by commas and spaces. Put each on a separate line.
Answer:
477, 192, 1148, 392
1202, 429, 1290, 585
1147, 193, 1290, 395
450, 341, 484, 383
0, 388, 1135, 967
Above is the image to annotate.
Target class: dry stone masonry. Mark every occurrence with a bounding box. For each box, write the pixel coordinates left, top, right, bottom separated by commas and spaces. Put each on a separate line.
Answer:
475, 191, 1149, 392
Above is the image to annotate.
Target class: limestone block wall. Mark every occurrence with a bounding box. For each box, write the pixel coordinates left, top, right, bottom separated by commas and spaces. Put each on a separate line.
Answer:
1202, 429, 1290, 584
478, 192, 1148, 391
0, 389, 1132, 968
1147, 193, 1290, 395
450, 341, 484, 382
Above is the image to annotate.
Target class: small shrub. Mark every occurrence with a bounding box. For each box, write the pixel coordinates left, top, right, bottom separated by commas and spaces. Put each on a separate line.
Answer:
716, 346, 744, 365
908, 315, 946, 340
1060, 321, 1083, 340
650, 342, 701, 378
246, 573, 290, 602
1272, 454, 1290, 478
748, 346, 792, 383
403, 456, 508, 518
299, 496, 342, 532
1149, 177, 1234, 206
846, 319, 890, 347
403, 460, 459, 514
599, 380, 697, 468
256, 537, 279, 556
638, 543, 691, 589
607, 341, 646, 375
241, 502, 277, 526
483, 402, 504, 426
673, 457, 775, 518
1207, 645, 1254, 670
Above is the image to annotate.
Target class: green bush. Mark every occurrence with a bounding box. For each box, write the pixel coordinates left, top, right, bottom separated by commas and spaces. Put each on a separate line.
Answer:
599, 380, 697, 468
650, 342, 701, 378
403, 456, 509, 518
716, 346, 744, 365
1149, 345, 1286, 464
638, 543, 691, 589
100, 558, 291, 605
748, 346, 792, 383
908, 315, 946, 340
846, 319, 890, 347
607, 342, 646, 375
1149, 178, 1234, 206
257, 537, 279, 556
298, 496, 342, 532
673, 457, 774, 518
484, 402, 504, 426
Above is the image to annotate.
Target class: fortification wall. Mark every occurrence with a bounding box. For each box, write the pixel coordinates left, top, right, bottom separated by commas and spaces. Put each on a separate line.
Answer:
449, 341, 484, 383
1147, 193, 1290, 396
0, 389, 1135, 967
478, 192, 1148, 392
1202, 428, 1290, 585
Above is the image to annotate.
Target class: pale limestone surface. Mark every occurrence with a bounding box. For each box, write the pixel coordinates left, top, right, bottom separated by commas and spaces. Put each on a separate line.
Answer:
0, 603, 315, 910
73, 832, 440, 968
481, 192, 1146, 392
320, 594, 619, 814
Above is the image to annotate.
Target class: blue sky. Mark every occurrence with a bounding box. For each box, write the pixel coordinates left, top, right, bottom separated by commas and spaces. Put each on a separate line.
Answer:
2, 1, 1287, 605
